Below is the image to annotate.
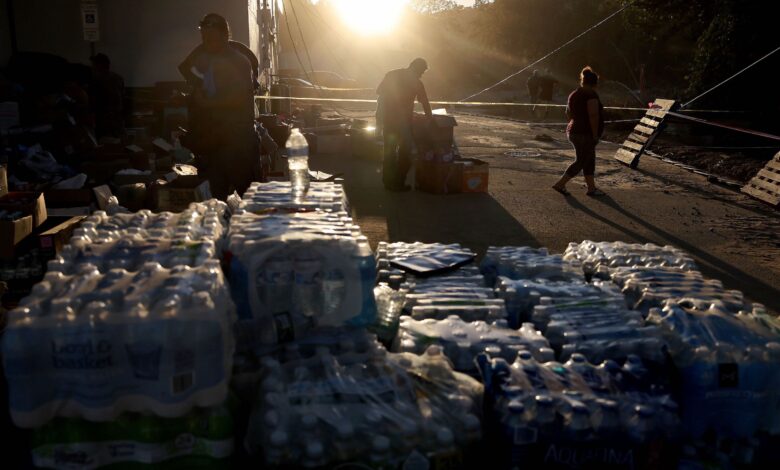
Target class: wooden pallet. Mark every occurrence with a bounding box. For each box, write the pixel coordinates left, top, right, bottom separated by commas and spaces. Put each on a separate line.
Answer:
614, 98, 676, 168
742, 152, 780, 207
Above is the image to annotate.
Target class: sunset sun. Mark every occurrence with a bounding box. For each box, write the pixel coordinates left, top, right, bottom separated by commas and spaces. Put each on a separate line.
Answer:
332, 0, 409, 35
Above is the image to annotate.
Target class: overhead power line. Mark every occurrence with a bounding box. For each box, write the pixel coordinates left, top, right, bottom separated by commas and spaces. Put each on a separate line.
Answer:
681, 44, 780, 109
459, 1, 636, 102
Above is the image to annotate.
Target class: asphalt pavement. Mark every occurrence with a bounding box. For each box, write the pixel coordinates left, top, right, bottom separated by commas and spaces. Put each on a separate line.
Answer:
311, 113, 780, 311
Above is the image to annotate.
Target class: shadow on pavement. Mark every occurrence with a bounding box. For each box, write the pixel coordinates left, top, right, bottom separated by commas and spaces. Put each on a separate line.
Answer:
312, 154, 539, 255
634, 166, 777, 219
565, 194, 780, 309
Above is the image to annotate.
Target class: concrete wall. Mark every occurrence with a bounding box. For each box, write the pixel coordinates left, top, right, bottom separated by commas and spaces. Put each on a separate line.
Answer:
4, 0, 259, 86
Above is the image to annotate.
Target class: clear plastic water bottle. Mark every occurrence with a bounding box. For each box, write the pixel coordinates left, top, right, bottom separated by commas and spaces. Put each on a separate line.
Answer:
286, 128, 310, 200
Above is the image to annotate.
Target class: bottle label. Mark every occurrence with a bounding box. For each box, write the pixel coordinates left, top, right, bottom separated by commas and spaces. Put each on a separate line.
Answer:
4, 319, 229, 428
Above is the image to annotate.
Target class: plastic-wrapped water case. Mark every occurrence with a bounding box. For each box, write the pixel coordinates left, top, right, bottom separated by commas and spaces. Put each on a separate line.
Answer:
495, 276, 626, 327
563, 240, 697, 279
647, 299, 780, 438
611, 266, 747, 313
2, 261, 236, 428
239, 181, 349, 213
477, 352, 680, 469
394, 315, 554, 372
227, 212, 377, 351
244, 343, 482, 468
528, 293, 667, 365
481, 246, 583, 285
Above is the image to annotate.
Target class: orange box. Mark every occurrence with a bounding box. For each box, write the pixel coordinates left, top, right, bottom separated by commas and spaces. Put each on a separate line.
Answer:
450, 158, 489, 193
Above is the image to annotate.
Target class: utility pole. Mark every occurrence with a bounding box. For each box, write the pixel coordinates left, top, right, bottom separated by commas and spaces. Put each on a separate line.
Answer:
259, 0, 280, 112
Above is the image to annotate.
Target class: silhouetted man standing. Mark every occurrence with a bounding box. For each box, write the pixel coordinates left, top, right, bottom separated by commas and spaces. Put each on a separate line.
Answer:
178, 13, 258, 199
376, 58, 433, 191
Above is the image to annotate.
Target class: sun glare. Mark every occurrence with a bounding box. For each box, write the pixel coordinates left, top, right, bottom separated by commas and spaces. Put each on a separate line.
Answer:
331, 0, 409, 35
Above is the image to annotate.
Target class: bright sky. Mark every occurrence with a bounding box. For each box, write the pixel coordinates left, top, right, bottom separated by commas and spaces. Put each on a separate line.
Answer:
309, 0, 478, 35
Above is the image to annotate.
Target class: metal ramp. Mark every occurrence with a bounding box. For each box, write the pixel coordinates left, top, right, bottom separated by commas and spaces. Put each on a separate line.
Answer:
614, 98, 677, 168
742, 151, 780, 207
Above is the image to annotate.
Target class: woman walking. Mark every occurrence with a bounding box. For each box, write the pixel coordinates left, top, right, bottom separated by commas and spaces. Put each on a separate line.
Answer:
552, 66, 605, 196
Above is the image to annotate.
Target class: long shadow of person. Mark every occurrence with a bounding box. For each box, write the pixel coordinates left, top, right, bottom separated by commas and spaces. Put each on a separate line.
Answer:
563, 194, 780, 309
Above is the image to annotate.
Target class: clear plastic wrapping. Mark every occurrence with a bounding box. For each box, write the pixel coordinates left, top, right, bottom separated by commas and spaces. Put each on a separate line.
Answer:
478, 351, 680, 467
239, 181, 349, 213
2, 261, 236, 428
481, 246, 582, 284
394, 315, 553, 372
647, 299, 780, 438
563, 240, 697, 278
245, 340, 483, 468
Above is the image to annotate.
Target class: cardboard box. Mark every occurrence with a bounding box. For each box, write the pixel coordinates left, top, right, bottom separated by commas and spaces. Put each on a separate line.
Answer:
38, 216, 86, 257
413, 114, 458, 151
415, 159, 455, 194
0, 167, 47, 229
0, 215, 33, 259
450, 158, 489, 193
154, 179, 212, 212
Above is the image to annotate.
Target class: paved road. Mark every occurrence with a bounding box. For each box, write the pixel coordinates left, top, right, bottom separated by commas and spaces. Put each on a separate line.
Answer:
312, 113, 780, 311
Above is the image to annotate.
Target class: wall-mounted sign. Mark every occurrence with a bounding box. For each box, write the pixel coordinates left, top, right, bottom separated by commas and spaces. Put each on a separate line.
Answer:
81, 0, 100, 42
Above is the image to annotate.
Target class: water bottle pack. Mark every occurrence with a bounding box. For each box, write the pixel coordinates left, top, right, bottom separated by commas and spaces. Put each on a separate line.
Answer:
477, 351, 680, 467
647, 298, 780, 438
495, 276, 626, 327
2, 260, 235, 428
529, 295, 667, 365
610, 266, 747, 313
30, 404, 234, 469
563, 240, 697, 278
227, 211, 377, 351
245, 343, 482, 468
394, 315, 553, 373
44, 201, 228, 275
399, 275, 509, 323
80, 201, 227, 242
481, 246, 582, 285
239, 181, 349, 214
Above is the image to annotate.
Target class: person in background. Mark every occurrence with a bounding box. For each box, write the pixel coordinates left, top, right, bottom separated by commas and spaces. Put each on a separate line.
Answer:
537, 69, 558, 119
376, 58, 434, 192
552, 66, 605, 196
178, 13, 258, 199
179, 37, 260, 92
89, 53, 125, 139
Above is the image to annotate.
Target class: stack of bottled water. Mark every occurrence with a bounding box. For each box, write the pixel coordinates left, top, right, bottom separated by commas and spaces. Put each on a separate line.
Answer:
400, 274, 506, 321
563, 240, 697, 279
611, 266, 747, 314
647, 298, 780, 439
495, 277, 625, 327
478, 351, 680, 467
3, 201, 234, 431
30, 404, 234, 468
529, 295, 667, 364
244, 340, 483, 468
239, 181, 348, 214
394, 315, 553, 373
2, 260, 235, 428
481, 246, 582, 285
226, 210, 377, 352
